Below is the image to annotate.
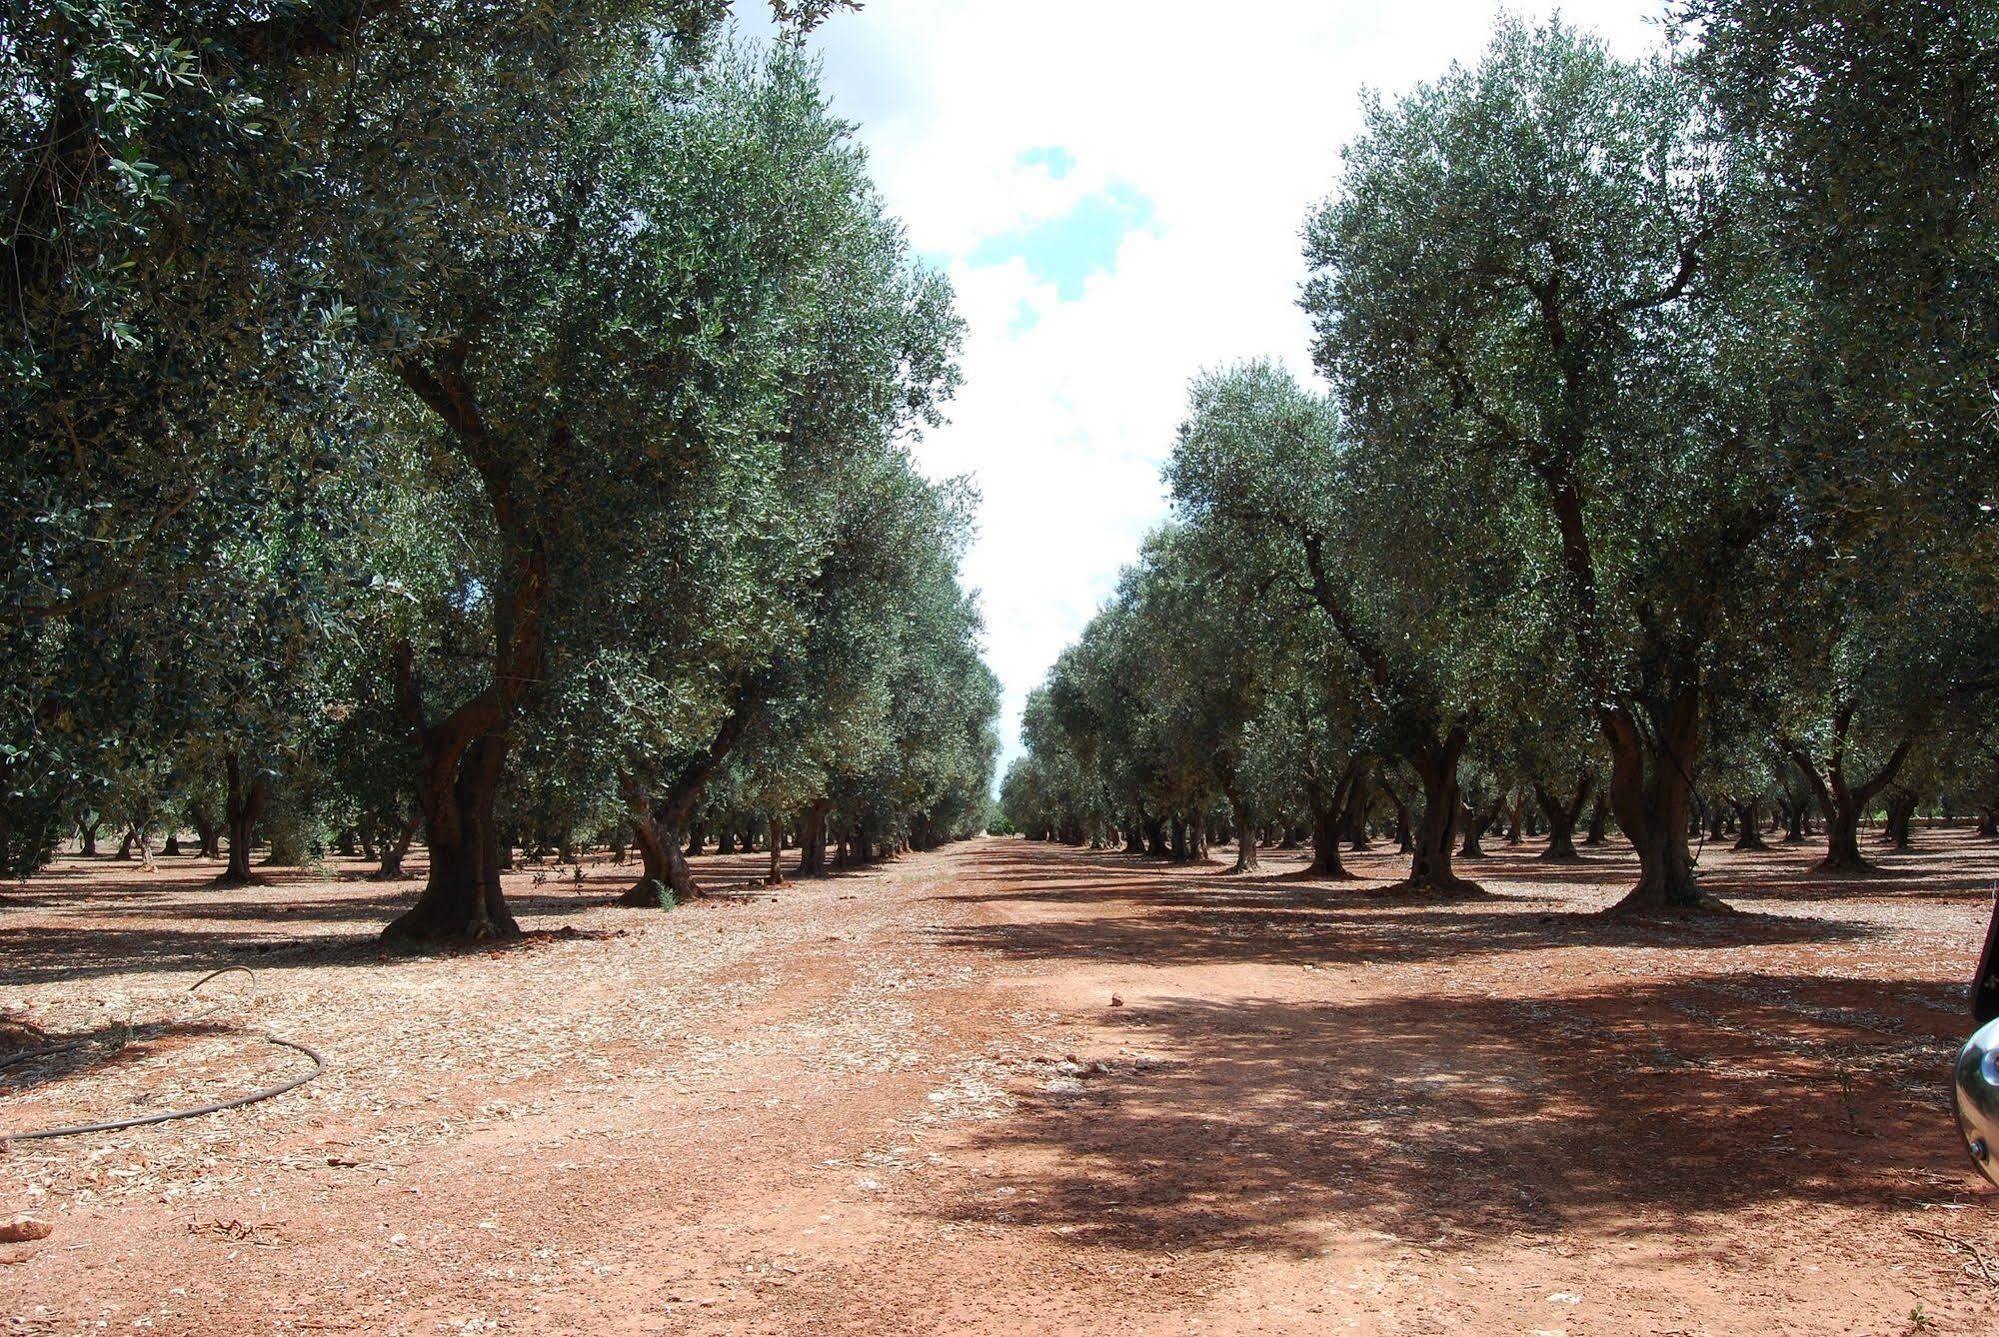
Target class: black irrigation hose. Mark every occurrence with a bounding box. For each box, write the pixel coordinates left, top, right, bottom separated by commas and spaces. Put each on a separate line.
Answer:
2, 967, 323, 1143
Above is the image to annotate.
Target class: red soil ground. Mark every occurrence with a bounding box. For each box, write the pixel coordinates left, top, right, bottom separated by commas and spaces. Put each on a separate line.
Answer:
3, 830, 1997, 1334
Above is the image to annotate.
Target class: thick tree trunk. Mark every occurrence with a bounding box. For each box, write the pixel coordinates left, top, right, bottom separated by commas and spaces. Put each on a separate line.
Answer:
1227, 793, 1259, 873
1583, 796, 1609, 846
616, 698, 759, 906
1123, 810, 1146, 856
371, 809, 421, 881
1604, 691, 1705, 913
1458, 799, 1496, 858
718, 827, 737, 856
1308, 799, 1348, 879
1820, 801, 1869, 872
214, 753, 269, 887
78, 818, 99, 857
1732, 797, 1767, 851
387, 731, 519, 942
797, 800, 831, 877
1399, 732, 1479, 895
621, 801, 695, 906
1882, 789, 1916, 850
1781, 798, 1808, 843
1377, 778, 1415, 854
1787, 717, 1914, 876
1344, 765, 1374, 852
189, 806, 220, 859
766, 818, 784, 887
1535, 778, 1590, 861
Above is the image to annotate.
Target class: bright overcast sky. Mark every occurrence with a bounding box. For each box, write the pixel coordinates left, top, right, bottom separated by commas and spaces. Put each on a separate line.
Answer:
747, 1, 1662, 777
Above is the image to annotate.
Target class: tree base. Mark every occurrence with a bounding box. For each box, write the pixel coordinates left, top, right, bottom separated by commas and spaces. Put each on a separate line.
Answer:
1538, 848, 1587, 863
1604, 886, 1733, 916
620, 878, 668, 907
1377, 871, 1486, 898
210, 869, 267, 889
1813, 854, 1881, 877
381, 903, 521, 945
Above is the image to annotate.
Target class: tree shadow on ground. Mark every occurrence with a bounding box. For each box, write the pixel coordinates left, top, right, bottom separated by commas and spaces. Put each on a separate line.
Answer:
0, 844, 886, 987
932, 845, 1872, 972
0, 1018, 241, 1097
930, 975, 1983, 1259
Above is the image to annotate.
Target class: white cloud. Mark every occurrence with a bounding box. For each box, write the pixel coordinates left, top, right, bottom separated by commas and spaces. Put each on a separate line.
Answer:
766, 0, 1666, 777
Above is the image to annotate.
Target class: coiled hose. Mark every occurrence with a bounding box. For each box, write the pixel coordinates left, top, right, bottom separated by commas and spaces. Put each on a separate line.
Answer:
2, 967, 323, 1142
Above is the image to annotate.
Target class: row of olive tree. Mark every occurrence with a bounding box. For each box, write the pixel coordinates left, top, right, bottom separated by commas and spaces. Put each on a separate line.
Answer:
1, 5, 1000, 938
1002, 7, 1999, 914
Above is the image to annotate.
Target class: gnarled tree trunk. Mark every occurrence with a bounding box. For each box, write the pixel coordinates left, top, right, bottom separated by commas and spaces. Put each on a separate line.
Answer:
1784, 704, 1915, 876
797, 799, 831, 877
1603, 689, 1704, 913
1226, 790, 1259, 874
1732, 796, 1767, 851
1534, 776, 1591, 861
1401, 729, 1478, 895
1583, 796, 1609, 846
214, 752, 269, 888
372, 809, 422, 881
1882, 788, 1916, 850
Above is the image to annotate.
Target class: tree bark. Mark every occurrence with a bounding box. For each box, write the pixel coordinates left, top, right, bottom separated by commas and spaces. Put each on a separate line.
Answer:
388, 728, 518, 941
617, 694, 760, 907
1731, 796, 1767, 851
214, 752, 269, 887
797, 800, 831, 877
1227, 792, 1259, 873
1399, 730, 1479, 894
1882, 788, 1916, 850
1603, 687, 1706, 913
371, 809, 421, 881
1784, 707, 1916, 876
1458, 798, 1495, 858
1583, 796, 1609, 846
1534, 777, 1591, 861
382, 348, 557, 943
766, 818, 784, 887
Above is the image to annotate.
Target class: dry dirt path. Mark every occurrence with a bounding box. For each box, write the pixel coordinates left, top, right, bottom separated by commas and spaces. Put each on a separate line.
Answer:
3, 833, 1999, 1334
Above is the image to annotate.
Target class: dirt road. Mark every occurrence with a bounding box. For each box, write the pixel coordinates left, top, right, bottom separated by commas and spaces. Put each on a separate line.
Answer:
4, 835, 1997, 1334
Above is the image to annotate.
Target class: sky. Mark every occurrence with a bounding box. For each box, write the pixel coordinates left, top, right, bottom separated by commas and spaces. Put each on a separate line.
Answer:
750, 0, 1662, 778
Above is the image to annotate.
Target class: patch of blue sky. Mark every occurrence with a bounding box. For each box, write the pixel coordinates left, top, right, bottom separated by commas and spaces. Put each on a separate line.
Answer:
1016, 145, 1076, 179
1007, 300, 1040, 338
965, 182, 1160, 302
